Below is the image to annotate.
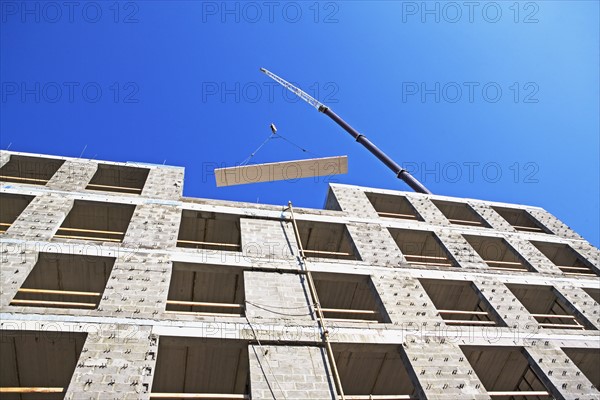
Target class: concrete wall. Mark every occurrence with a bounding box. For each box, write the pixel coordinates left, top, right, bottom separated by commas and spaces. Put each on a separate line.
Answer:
1, 151, 599, 399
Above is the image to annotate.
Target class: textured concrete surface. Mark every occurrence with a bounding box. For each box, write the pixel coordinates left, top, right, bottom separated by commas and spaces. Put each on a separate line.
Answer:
1, 150, 599, 399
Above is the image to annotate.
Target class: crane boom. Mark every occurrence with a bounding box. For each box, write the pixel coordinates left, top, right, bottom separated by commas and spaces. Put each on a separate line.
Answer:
260, 68, 324, 110
259, 67, 432, 194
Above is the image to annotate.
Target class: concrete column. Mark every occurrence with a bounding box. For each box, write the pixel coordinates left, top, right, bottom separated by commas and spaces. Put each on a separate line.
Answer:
372, 272, 445, 333
327, 185, 379, 218
0, 151, 10, 167
435, 229, 488, 270
347, 222, 405, 267
141, 167, 184, 200
65, 325, 157, 400
0, 247, 37, 308
98, 252, 172, 320
473, 278, 540, 330
470, 203, 517, 232
528, 208, 582, 240
523, 341, 600, 400
122, 204, 181, 250
46, 159, 98, 192
4, 192, 73, 242
406, 197, 448, 225
503, 235, 561, 274
569, 241, 600, 270
555, 285, 600, 330
402, 337, 491, 399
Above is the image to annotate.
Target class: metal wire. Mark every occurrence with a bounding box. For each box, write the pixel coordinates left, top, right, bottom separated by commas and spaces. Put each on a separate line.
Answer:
239, 133, 276, 166
244, 314, 287, 399
245, 300, 312, 317
239, 130, 319, 167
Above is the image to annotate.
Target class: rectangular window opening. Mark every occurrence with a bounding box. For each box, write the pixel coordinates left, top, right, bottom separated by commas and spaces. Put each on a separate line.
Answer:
506, 284, 595, 330
463, 235, 534, 272
562, 348, 600, 391
365, 192, 422, 221
0, 155, 64, 186
176, 210, 241, 251
0, 193, 34, 233
419, 279, 503, 327
166, 263, 244, 316
388, 228, 457, 268
313, 272, 389, 323
0, 330, 86, 399
151, 337, 249, 399
531, 241, 599, 277
55, 200, 135, 243
432, 200, 490, 228
332, 343, 417, 399
86, 164, 149, 194
10, 252, 115, 310
461, 346, 554, 399
296, 220, 361, 261
492, 206, 551, 234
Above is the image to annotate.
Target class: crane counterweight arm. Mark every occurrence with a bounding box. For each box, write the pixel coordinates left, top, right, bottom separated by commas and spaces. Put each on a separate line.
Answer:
259, 68, 432, 195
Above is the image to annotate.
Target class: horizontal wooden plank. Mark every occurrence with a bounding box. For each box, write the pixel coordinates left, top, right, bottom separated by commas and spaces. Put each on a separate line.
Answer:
0, 175, 48, 183
11, 299, 97, 308
164, 310, 242, 317
342, 396, 416, 400
488, 391, 550, 397
558, 265, 592, 271
531, 313, 576, 319
537, 323, 584, 329
484, 260, 523, 266
86, 183, 142, 192
512, 225, 544, 231
321, 308, 378, 315
407, 261, 454, 267
54, 234, 122, 242
166, 300, 243, 309
57, 227, 124, 235
324, 317, 379, 323
177, 240, 240, 248
377, 212, 417, 219
0, 387, 64, 393
18, 288, 101, 297
404, 255, 449, 261
438, 309, 489, 316
215, 156, 347, 187
444, 320, 496, 326
303, 249, 353, 256
150, 394, 249, 399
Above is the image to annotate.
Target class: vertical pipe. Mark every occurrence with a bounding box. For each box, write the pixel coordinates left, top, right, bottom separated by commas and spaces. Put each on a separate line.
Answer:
286, 202, 346, 400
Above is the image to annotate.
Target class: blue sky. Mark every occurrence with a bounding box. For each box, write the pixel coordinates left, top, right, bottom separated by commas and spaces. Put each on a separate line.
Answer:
1, 1, 598, 246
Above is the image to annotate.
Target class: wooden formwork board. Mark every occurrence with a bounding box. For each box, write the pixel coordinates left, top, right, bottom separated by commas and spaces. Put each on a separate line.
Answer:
215, 156, 347, 187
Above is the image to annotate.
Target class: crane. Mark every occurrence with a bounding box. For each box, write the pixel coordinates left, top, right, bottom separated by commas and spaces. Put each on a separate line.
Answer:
260, 68, 432, 194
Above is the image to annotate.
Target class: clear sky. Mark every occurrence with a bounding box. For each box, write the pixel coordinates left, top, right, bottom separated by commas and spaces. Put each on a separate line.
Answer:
1, 1, 598, 246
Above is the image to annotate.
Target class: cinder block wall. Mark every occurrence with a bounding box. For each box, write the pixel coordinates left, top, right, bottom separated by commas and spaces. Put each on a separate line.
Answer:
249, 345, 336, 399
1, 152, 599, 399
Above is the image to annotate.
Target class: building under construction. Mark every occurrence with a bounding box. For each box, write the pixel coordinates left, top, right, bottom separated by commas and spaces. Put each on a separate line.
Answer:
0, 149, 599, 399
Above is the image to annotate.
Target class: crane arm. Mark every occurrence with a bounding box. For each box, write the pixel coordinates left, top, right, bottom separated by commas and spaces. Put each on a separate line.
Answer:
260, 68, 324, 110
259, 68, 432, 194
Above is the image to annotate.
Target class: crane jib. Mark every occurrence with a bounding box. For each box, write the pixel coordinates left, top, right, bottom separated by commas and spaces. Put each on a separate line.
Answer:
259, 68, 432, 194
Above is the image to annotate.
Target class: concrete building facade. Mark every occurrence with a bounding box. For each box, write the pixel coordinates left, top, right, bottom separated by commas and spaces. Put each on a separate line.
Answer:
0, 150, 599, 400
